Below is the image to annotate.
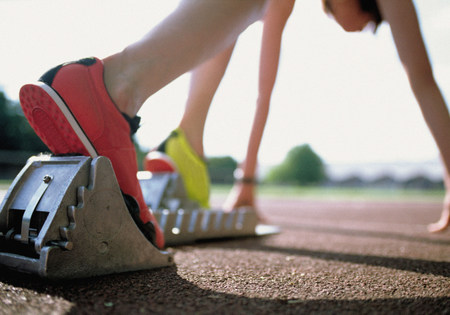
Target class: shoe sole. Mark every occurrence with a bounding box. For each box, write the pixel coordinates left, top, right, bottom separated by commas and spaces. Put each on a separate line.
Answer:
20, 82, 98, 158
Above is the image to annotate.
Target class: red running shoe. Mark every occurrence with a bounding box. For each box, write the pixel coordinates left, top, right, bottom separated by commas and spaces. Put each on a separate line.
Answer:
143, 151, 177, 173
19, 57, 164, 249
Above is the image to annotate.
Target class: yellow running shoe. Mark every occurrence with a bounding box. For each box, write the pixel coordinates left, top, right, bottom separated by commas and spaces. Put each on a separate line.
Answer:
151, 128, 210, 208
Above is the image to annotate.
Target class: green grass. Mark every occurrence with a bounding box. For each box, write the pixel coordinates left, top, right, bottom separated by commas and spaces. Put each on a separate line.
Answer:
0, 180, 444, 203
211, 184, 445, 203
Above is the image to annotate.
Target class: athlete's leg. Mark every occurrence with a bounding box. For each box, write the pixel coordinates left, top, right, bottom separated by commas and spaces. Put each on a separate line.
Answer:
377, 0, 450, 232
180, 43, 236, 157
104, 0, 267, 117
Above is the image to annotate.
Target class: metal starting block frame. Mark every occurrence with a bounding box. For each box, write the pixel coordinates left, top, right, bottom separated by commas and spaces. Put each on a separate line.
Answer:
139, 171, 280, 246
0, 155, 173, 279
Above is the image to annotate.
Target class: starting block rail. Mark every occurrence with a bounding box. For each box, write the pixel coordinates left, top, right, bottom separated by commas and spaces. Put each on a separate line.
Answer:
154, 208, 258, 245
139, 172, 280, 246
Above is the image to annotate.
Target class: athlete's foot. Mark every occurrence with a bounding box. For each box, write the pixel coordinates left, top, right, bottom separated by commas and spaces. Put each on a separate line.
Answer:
427, 207, 450, 233
146, 127, 211, 208
19, 57, 164, 248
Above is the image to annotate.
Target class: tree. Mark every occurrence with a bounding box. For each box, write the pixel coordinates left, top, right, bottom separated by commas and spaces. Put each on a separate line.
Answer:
207, 156, 238, 184
0, 91, 47, 152
265, 144, 326, 185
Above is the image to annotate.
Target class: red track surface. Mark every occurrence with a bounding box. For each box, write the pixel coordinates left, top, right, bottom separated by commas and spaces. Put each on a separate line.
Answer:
1, 194, 449, 314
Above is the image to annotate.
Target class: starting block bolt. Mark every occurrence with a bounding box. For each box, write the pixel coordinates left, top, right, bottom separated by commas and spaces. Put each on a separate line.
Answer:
97, 241, 109, 254
43, 175, 52, 183
49, 241, 73, 251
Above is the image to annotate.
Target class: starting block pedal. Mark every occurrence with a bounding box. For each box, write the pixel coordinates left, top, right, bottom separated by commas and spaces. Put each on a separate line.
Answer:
0, 155, 173, 279
139, 170, 280, 246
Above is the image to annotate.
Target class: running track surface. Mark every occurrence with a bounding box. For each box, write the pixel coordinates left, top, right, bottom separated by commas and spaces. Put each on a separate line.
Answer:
0, 191, 449, 314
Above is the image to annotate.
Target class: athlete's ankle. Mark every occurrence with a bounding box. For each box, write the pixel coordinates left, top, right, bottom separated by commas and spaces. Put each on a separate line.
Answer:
103, 54, 141, 117
177, 124, 205, 158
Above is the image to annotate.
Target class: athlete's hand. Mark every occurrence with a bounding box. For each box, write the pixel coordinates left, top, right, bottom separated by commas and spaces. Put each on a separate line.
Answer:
222, 182, 267, 222
223, 182, 255, 210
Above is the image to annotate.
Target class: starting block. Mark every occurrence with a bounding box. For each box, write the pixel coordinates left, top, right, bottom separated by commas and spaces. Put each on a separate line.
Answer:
0, 153, 279, 279
139, 170, 280, 246
0, 155, 173, 279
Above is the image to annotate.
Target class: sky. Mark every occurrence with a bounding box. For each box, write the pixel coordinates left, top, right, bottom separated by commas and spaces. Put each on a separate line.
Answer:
0, 0, 449, 177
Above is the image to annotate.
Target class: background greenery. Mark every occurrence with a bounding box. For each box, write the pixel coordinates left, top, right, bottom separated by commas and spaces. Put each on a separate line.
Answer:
0, 90, 444, 195
0, 91, 47, 152
210, 184, 444, 203
265, 144, 325, 185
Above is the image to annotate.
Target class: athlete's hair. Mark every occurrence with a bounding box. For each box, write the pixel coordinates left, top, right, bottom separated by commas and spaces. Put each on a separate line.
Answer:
322, 0, 383, 31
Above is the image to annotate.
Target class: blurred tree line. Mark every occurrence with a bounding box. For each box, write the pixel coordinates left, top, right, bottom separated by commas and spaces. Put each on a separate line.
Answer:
1, 90, 327, 185
265, 144, 326, 185
207, 156, 238, 184
207, 145, 325, 186
1, 89, 436, 189
0, 91, 47, 152
0, 91, 49, 178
